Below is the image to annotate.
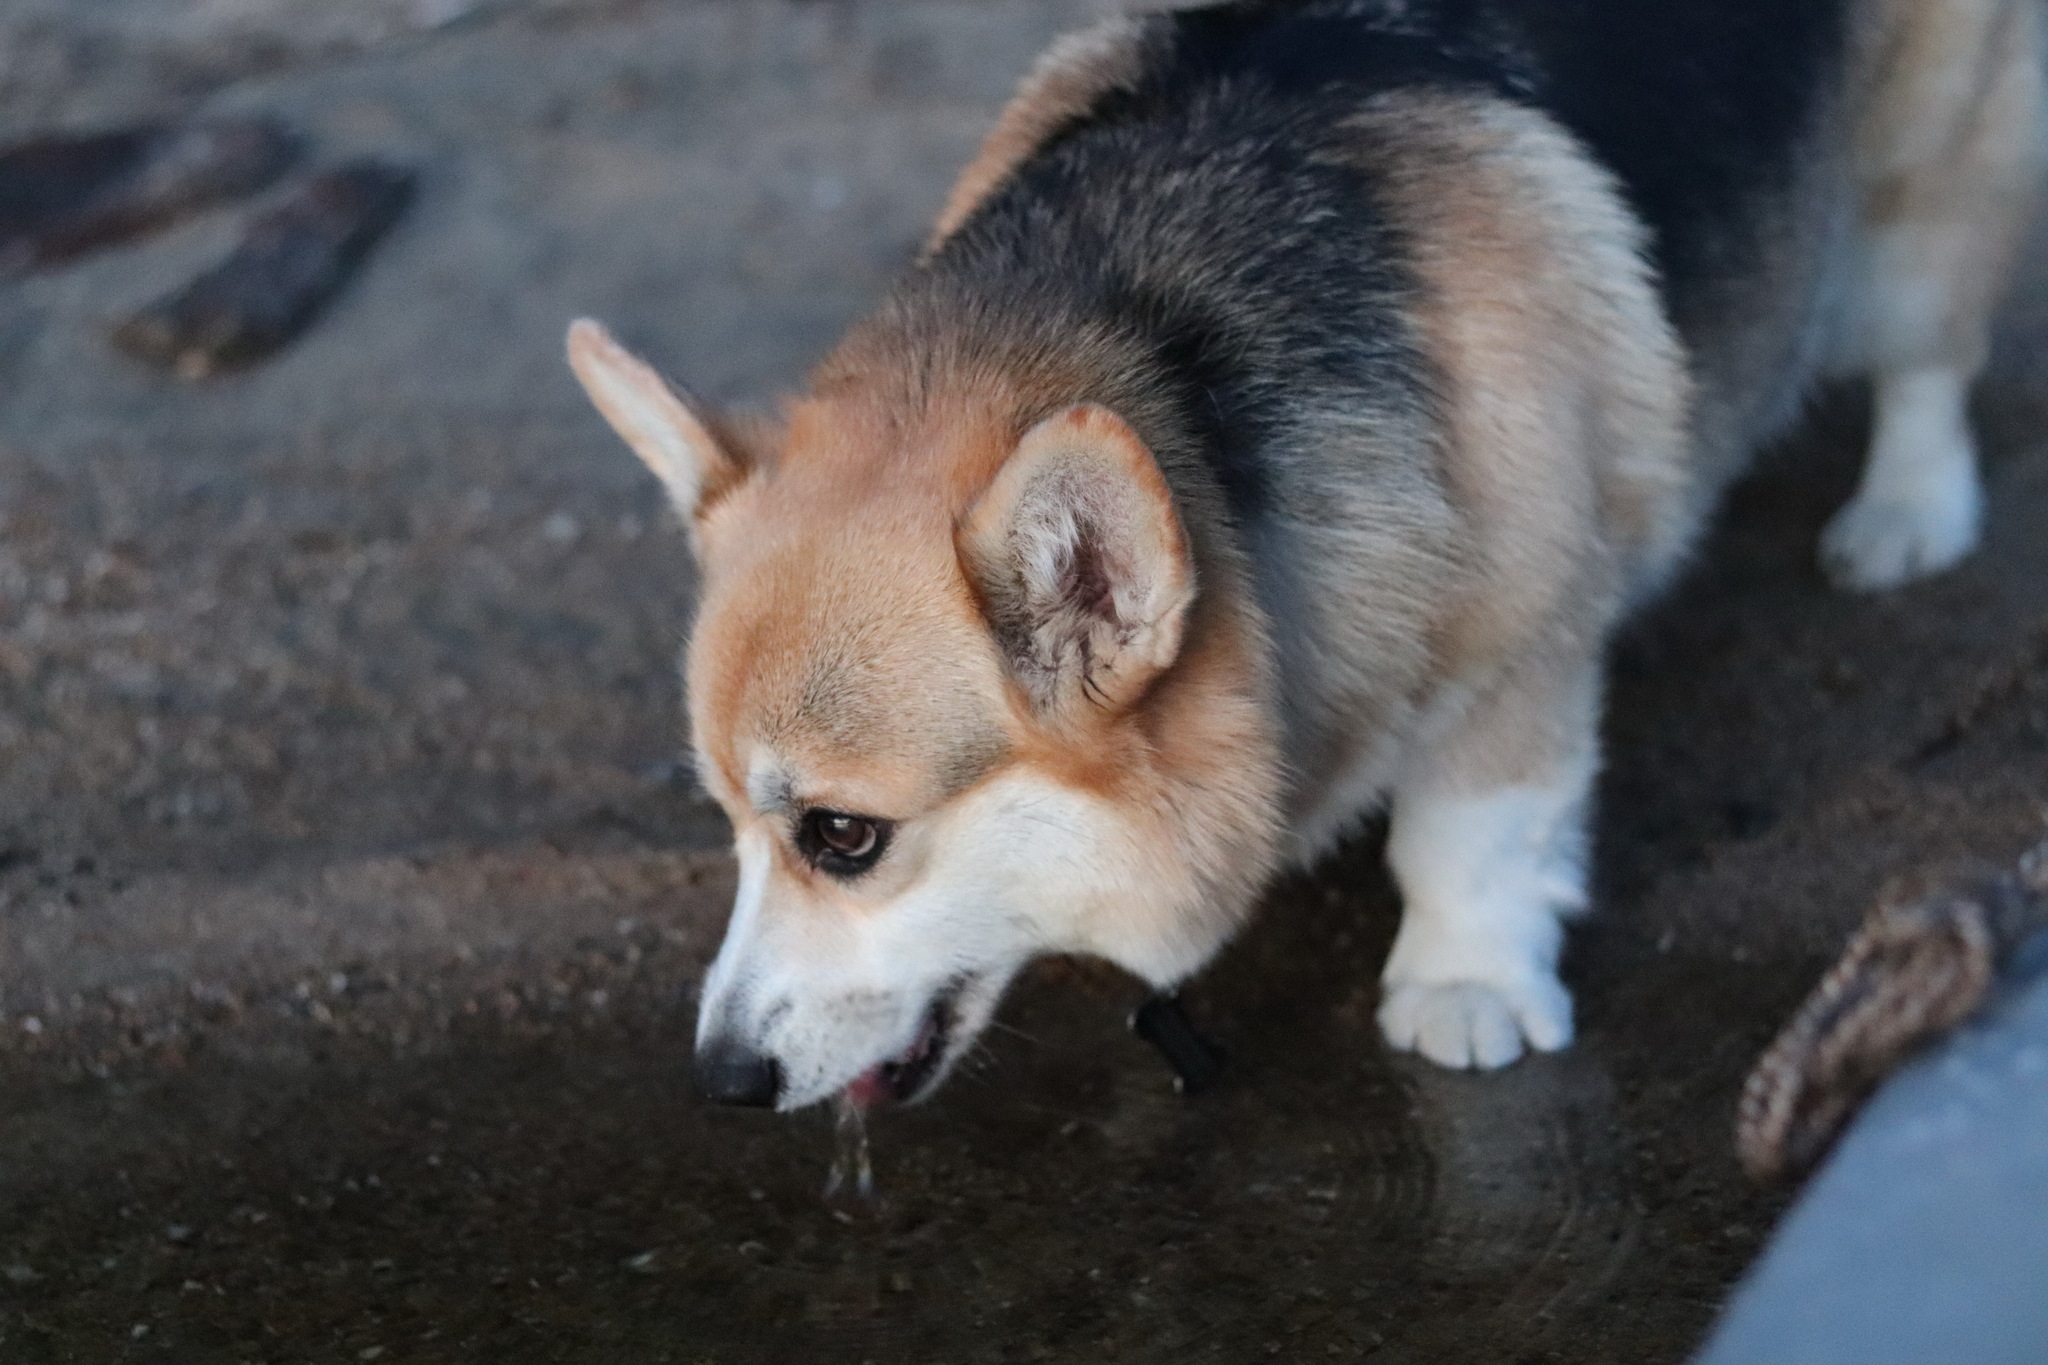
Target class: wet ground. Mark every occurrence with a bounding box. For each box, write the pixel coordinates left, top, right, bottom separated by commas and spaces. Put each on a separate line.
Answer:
3, 2, 2048, 1361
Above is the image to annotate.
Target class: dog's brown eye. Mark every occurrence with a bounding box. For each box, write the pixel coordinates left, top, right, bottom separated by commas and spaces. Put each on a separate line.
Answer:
797, 808, 891, 876
817, 813, 875, 856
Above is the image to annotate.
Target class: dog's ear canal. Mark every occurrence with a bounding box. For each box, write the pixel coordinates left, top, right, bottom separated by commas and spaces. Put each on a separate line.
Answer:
565, 318, 747, 521
959, 404, 1196, 718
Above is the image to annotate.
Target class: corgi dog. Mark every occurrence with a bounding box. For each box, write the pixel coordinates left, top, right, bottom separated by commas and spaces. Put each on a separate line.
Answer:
567, 0, 2042, 1110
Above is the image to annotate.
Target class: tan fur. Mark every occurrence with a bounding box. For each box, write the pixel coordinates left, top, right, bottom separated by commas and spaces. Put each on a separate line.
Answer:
1844, 0, 2044, 374
768, 303, 1287, 931
924, 16, 1148, 255
1329, 92, 1691, 799
685, 336, 1284, 975
566, 320, 744, 521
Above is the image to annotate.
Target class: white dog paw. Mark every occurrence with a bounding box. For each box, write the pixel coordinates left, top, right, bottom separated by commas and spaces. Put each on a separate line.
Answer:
1377, 976, 1573, 1070
1819, 478, 1981, 593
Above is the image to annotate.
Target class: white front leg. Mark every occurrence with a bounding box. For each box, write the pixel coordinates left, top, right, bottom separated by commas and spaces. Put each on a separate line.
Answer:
1377, 754, 1593, 1069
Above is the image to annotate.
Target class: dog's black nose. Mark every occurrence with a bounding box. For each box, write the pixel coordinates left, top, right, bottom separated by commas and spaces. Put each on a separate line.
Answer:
694, 1040, 782, 1107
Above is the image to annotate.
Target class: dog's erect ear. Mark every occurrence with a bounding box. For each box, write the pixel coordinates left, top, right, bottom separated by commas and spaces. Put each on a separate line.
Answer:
566, 318, 743, 518
960, 405, 1194, 718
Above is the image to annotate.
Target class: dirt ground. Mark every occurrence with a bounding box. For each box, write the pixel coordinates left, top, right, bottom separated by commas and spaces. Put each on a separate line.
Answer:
2, 2, 2046, 1361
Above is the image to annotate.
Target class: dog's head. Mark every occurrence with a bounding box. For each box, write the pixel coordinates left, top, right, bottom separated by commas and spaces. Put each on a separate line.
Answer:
568, 319, 1270, 1111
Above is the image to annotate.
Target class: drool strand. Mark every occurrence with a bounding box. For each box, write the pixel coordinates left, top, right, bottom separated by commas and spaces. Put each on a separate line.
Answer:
824, 1092, 875, 1200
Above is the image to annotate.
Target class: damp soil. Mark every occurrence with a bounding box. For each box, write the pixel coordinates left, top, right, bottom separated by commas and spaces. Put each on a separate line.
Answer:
4, 2, 2048, 1362
0, 903, 1807, 1365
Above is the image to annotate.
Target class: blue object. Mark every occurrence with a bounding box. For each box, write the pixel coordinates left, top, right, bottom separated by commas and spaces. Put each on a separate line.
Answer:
1697, 932, 2048, 1365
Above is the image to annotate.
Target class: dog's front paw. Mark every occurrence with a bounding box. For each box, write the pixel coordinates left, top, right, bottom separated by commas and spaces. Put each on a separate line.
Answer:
1377, 974, 1573, 1070
1819, 474, 1981, 592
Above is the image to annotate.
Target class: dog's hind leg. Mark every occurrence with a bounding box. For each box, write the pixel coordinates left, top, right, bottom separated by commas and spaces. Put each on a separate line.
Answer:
1377, 648, 1601, 1070
1820, 0, 2044, 591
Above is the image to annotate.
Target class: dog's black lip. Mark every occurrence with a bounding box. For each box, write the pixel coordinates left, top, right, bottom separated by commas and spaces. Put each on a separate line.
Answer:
877, 982, 965, 1104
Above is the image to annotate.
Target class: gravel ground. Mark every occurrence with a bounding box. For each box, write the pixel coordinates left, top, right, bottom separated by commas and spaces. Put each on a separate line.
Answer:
2, 2, 2046, 1361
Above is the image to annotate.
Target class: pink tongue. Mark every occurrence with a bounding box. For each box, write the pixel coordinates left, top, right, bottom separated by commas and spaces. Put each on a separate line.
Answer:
845, 1068, 889, 1109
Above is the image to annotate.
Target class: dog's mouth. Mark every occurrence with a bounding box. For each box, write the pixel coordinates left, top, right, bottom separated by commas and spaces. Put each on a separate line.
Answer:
845, 982, 965, 1109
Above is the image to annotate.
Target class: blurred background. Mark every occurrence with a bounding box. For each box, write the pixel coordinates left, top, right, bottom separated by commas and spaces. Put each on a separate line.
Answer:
1, 2, 2045, 1361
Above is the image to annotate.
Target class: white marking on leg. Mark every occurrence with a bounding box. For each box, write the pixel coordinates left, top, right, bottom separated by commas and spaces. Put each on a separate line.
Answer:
1820, 365, 1983, 591
1378, 761, 1590, 1070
